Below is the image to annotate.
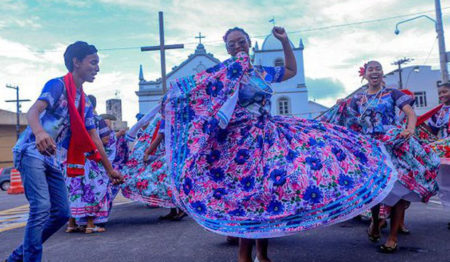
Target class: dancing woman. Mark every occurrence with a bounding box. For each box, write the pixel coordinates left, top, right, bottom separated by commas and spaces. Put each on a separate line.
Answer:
415, 83, 450, 229
161, 27, 399, 262
121, 108, 185, 220
65, 99, 122, 234
321, 61, 440, 253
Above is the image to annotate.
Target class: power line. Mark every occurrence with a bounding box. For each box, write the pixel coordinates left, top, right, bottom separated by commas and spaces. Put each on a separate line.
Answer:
2, 6, 449, 54
98, 6, 450, 52
423, 36, 438, 65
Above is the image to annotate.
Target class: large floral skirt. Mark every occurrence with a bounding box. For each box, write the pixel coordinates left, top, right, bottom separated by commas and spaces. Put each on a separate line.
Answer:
321, 102, 440, 206
121, 115, 175, 208
167, 106, 397, 238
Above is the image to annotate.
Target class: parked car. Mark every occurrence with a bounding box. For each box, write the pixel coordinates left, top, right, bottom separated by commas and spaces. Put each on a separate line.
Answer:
0, 167, 13, 191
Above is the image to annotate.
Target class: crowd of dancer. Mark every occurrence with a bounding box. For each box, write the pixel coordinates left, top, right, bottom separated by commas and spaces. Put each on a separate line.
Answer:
5, 26, 450, 262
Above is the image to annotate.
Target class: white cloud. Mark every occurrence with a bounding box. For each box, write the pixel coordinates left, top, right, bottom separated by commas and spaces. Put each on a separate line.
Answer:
84, 71, 139, 125
13, 17, 42, 29
1, 0, 448, 121
0, 38, 40, 61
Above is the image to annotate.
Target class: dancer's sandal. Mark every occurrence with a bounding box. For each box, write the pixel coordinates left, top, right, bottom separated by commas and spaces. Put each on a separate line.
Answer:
398, 225, 410, 235
65, 226, 81, 233
378, 242, 398, 254
85, 226, 106, 234
367, 227, 380, 242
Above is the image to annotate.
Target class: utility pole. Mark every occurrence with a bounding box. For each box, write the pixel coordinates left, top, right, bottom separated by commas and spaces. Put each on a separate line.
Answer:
435, 0, 449, 83
5, 85, 30, 140
392, 58, 412, 89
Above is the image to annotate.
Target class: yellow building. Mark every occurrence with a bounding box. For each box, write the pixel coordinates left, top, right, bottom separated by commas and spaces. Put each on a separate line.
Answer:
0, 109, 27, 168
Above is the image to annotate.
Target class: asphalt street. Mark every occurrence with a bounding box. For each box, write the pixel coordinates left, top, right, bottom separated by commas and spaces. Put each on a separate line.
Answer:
1, 191, 450, 262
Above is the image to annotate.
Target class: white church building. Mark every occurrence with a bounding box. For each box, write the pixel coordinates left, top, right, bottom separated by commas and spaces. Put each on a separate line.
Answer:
136, 32, 328, 119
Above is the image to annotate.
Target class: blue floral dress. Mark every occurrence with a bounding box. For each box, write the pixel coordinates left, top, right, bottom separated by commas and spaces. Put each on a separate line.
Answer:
322, 87, 440, 206
162, 53, 398, 238
426, 105, 450, 207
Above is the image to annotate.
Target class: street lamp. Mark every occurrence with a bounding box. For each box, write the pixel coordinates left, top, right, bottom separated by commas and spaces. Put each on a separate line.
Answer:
394, 15, 436, 35
394, 0, 448, 84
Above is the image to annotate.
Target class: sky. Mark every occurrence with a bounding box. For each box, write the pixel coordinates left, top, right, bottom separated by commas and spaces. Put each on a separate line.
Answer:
0, 0, 449, 125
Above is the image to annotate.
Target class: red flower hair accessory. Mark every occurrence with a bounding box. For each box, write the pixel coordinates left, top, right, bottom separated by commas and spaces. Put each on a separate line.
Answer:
359, 66, 366, 77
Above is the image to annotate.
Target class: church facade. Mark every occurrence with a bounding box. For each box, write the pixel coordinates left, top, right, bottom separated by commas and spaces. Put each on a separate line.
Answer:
136, 33, 328, 119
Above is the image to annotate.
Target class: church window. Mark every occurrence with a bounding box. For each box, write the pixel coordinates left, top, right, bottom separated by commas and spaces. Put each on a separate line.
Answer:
278, 97, 290, 115
274, 58, 284, 67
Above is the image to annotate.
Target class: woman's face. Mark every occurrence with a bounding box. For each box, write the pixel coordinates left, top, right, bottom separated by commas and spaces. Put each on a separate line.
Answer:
364, 61, 383, 87
438, 86, 450, 104
225, 31, 250, 56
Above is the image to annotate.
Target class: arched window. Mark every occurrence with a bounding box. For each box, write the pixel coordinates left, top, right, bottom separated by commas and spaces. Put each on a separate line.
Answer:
278, 97, 290, 115
274, 58, 284, 67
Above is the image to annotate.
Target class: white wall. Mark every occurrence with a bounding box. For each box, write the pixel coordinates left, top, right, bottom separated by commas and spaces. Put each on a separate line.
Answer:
254, 48, 310, 117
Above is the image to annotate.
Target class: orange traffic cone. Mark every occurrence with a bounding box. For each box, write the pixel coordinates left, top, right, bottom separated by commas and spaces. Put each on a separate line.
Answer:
7, 169, 24, 194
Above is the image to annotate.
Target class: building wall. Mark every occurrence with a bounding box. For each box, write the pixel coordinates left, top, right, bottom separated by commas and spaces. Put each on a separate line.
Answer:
0, 109, 27, 125
0, 126, 26, 168
307, 101, 329, 119
106, 99, 128, 131
254, 48, 310, 117
384, 65, 442, 115
138, 56, 218, 114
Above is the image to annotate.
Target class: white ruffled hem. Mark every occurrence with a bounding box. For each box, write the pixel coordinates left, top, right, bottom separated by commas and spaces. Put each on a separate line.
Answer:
437, 162, 450, 208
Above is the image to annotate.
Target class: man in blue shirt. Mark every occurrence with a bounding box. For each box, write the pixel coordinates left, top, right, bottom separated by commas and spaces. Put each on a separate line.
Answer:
6, 41, 122, 262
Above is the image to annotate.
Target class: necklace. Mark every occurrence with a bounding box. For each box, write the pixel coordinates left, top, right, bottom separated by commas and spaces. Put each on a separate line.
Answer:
435, 106, 450, 128
359, 87, 383, 120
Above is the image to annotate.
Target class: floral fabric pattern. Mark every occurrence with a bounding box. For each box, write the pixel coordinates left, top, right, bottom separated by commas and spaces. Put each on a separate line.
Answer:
321, 87, 440, 203
65, 118, 124, 224
162, 53, 398, 238
121, 115, 175, 208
